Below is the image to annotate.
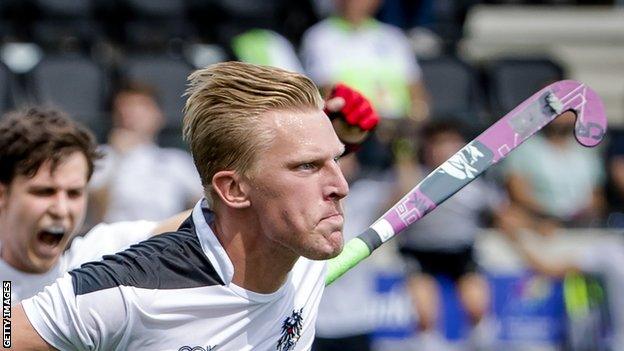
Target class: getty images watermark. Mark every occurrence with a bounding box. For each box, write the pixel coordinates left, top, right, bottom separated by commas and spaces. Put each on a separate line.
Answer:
2, 281, 10, 348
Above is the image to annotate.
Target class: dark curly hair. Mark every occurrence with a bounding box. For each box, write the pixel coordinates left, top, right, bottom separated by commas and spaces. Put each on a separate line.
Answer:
0, 107, 101, 185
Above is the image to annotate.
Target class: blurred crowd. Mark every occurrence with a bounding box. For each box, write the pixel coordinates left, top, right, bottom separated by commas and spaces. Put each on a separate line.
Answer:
1, 0, 624, 350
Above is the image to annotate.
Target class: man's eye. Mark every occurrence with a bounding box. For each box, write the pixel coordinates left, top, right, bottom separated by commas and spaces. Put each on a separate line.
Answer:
31, 188, 55, 196
67, 190, 84, 199
297, 163, 316, 171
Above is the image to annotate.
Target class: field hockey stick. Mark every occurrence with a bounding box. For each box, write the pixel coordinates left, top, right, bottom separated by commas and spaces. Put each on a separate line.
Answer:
325, 80, 607, 286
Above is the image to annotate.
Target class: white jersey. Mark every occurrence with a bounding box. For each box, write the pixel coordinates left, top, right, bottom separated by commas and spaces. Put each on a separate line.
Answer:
1, 220, 156, 303
23, 201, 327, 351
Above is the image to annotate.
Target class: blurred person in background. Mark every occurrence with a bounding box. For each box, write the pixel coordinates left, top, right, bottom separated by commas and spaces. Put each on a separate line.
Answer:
301, 0, 430, 175
498, 207, 624, 351
396, 121, 504, 350
0, 107, 187, 303
89, 82, 202, 223
504, 111, 605, 232
300, 0, 429, 123
313, 152, 393, 351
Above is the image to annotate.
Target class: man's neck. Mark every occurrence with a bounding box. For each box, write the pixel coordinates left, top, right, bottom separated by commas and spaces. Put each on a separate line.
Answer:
210, 211, 299, 294
0, 239, 31, 273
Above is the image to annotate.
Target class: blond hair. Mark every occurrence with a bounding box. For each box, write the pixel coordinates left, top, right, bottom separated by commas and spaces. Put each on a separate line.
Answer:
183, 61, 324, 203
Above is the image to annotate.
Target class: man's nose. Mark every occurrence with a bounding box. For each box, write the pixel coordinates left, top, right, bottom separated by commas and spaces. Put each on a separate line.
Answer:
325, 162, 349, 201
49, 192, 70, 218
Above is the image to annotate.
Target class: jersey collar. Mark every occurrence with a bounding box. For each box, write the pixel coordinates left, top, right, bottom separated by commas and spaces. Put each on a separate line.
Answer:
192, 199, 235, 285
190, 199, 293, 301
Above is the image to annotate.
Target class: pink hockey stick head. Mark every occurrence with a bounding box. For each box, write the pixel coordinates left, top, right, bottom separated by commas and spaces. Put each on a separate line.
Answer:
549, 80, 607, 147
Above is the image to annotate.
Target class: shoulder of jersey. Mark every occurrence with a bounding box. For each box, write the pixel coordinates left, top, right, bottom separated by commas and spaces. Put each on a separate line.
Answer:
70, 217, 224, 296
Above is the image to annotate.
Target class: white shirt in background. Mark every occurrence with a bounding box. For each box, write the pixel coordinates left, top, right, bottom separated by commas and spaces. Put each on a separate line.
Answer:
90, 143, 203, 222
301, 16, 421, 119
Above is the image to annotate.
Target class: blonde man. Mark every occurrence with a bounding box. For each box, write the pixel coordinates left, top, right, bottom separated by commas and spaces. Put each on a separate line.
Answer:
14, 62, 378, 351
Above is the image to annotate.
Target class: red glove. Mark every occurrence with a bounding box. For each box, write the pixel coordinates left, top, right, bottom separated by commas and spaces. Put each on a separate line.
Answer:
324, 83, 379, 153
324, 83, 379, 131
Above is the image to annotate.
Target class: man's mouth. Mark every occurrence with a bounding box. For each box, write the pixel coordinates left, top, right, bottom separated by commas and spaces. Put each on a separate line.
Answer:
37, 226, 66, 247
320, 213, 344, 230
322, 213, 343, 220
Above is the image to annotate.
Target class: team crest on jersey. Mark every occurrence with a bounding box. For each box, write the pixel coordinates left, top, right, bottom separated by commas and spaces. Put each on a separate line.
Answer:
276, 308, 304, 351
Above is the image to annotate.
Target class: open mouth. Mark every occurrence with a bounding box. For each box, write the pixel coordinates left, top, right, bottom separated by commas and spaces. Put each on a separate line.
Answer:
37, 226, 66, 247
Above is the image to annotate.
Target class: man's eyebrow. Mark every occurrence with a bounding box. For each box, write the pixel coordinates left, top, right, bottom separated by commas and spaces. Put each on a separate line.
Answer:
28, 183, 86, 190
27, 184, 55, 189
26, 185, 56, 194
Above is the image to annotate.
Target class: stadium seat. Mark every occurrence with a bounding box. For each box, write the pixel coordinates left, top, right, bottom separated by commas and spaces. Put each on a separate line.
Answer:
124, 21, 195, 51
120, 54, 192, 129
211, 0, 282, 46
34, 0, 94, 17
32, 0, 101, 51
210, 0, 316, 47
419, 55, 486, 132
28, 54, 110, 140
124, 0, 186, 18
0, 62, 16, 113
484, 57, 564, 118
217, 0, 280, 26
120, 0, 194, 51
0, 2, 15, 40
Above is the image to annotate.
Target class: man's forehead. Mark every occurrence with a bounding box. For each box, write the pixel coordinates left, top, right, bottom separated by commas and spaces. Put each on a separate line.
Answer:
17, 155, 88, 188
29, 170, 87, 186
269, 108, 321, 126
269, 109, 334, 136
267, 110, 342, 151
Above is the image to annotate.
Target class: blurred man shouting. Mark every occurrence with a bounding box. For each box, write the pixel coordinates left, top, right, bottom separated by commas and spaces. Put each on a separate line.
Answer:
0, 108, 97, 274
0, 107, 173, 302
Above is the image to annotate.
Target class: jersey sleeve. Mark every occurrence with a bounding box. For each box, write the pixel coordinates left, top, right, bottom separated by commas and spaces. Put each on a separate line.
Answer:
63, 220, 157, 270
21, 273, 128, 350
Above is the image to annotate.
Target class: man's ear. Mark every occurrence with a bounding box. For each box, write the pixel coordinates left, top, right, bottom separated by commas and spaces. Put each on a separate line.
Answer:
211, 170, 251, 209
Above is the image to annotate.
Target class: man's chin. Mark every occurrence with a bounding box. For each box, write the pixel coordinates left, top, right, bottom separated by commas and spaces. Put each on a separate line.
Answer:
306, 234, 344, 260
305, 249, 342, 261
26, 254, 61, 274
